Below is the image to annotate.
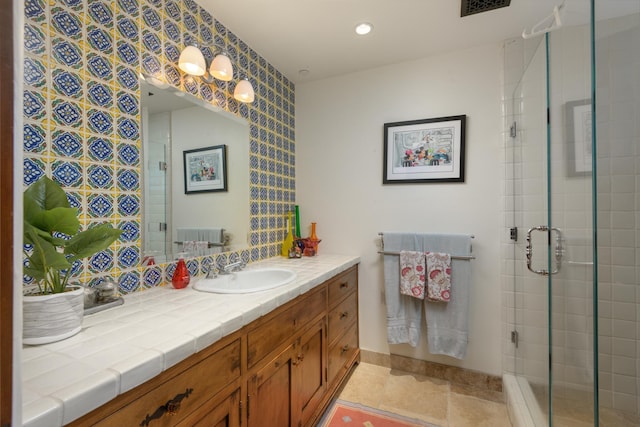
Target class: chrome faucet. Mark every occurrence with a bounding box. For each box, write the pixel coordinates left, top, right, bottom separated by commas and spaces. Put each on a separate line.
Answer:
205, 264, 219, 279
220, 260, 245, 274
205, 260, 245, 279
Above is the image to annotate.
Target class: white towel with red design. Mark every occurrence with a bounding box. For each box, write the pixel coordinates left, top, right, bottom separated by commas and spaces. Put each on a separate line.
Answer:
425, 252, 451, 302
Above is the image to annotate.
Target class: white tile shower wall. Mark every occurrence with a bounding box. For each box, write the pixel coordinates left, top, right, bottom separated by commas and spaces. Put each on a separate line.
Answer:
594, 14, 639, 415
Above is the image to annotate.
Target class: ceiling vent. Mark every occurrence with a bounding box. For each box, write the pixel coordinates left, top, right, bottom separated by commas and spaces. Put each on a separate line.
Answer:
460, 0, 511, 17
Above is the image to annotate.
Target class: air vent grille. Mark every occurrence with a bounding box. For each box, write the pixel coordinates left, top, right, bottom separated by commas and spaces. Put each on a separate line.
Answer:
461, 0, 511, 17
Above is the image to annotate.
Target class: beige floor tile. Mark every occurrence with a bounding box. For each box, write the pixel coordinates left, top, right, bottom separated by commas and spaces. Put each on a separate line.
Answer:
448, 392, 511, 427
378, 370, 449, 426
338, 363, 390, 408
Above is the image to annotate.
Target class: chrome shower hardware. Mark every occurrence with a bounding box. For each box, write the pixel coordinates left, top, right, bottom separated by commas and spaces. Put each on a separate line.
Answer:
526, 226, 564, 276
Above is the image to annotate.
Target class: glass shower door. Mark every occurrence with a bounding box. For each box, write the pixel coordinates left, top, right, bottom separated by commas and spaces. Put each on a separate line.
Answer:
510, 4, 597, 424
509, 33, 552, 425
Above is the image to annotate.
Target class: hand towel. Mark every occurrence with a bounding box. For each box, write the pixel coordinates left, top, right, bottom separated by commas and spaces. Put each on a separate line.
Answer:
383, 234, 424, 347
399, 250, 426, 299
177, 227, 199, 242
426, 252, 451, 302
181, 240, 196, 254
421, 234, 472, 359
196, 240, 209, 256
199, 228, 224, 244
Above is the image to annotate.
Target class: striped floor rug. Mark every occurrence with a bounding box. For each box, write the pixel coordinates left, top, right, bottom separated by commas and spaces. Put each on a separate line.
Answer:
317, 400, 439, 427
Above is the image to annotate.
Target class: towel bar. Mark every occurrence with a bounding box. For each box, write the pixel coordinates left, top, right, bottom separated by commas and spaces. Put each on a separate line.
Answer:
377, 251, 475, 260
174, 241, 226, 248
377, 232, 475, 260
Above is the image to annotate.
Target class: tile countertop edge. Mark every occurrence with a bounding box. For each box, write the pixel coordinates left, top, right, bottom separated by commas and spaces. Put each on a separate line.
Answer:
22, 254, 360, 426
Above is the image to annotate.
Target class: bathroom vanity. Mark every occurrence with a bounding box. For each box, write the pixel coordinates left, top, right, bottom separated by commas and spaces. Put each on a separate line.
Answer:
22, 255, 359, 427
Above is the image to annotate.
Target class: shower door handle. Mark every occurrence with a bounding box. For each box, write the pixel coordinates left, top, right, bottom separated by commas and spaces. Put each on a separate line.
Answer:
526, 226, 564, 276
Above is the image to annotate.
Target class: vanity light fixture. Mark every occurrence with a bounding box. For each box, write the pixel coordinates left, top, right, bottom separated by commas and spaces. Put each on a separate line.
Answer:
355, 22, 373, 35
178, 45, 207, 76
234, 77, 255, 103
178, 44, 254, 103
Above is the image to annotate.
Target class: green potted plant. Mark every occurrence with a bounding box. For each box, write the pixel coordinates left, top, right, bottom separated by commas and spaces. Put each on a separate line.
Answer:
23, 176, 123, 345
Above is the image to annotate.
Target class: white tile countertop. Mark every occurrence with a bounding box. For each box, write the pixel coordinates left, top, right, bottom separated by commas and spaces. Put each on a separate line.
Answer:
22, 254, 360, 427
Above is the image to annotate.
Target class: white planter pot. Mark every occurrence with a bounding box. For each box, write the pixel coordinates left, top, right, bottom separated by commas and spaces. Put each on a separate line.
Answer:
23, 285, 84, 345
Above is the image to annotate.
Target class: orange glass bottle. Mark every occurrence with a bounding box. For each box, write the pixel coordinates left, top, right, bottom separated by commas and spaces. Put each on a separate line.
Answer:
310, 222, 319, 254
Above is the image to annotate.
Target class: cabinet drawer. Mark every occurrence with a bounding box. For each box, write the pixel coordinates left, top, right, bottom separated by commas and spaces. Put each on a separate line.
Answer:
247, 287, 326, 368
327, 291, 357, 346
327, 266, 358, 308
327, 325, 359, 385
95, 338, 241, 427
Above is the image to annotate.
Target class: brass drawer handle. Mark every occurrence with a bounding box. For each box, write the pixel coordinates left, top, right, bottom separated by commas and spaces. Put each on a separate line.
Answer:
341, 344, 349, 354
339, 282, 349, 289
340, 311, 349, 319
140, 388, 193, 426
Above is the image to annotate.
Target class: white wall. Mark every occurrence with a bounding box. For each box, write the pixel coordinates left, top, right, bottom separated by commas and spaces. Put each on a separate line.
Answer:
296, 44, 504, 375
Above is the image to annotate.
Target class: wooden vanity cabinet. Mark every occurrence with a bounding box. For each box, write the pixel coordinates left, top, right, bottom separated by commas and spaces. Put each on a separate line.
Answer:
67, 265, 359, 427
247, 319, 325, 427
67, 335, 243, 427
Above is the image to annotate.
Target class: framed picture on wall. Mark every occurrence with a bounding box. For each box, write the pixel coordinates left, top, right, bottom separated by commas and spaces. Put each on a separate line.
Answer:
183, 145, 227, 193
383, 115, 466, 184
565, 99, 592, 176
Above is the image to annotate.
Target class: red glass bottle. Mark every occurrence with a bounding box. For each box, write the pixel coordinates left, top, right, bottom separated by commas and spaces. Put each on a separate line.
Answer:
171, 256, 190, 289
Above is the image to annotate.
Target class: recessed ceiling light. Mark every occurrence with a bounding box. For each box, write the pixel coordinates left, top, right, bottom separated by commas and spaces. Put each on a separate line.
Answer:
355, 22, 373, 36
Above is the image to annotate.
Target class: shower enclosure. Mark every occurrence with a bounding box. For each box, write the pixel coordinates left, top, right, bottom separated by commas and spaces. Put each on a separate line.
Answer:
504, 1, 640, 426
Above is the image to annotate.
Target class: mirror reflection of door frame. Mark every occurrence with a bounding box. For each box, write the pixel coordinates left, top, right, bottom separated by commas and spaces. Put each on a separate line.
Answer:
1, 0, 15, 422
141, 105, 170, 263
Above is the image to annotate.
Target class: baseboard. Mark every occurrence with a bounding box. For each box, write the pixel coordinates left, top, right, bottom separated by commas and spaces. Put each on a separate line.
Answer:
360, 349, 504, 403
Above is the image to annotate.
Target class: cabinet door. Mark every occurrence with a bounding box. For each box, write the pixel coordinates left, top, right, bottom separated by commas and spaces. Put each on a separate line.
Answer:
295, 319, 326, 427
247, 343, 295, 427
176, 387, 240, 427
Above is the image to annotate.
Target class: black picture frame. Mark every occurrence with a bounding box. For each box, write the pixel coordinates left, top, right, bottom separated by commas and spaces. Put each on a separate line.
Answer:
183, 145, 227, 194
383, 115, 466, 184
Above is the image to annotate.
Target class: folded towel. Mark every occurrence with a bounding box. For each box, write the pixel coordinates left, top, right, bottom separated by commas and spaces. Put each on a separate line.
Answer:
177, 228, 199, 242
426, 252, 451, 302
182, 240, 196, 254
399, 250, 426, 299
383, 234, 424, 347
176, 228, 224, 244
422, 234, 472, 359
196, 241, 209, 256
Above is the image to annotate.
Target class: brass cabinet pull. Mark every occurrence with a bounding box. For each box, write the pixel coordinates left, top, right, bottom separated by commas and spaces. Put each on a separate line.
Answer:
339, 282, 348, 289
340, 311, 349, 319
139, 388, 193, 426
341, 344, 349, 354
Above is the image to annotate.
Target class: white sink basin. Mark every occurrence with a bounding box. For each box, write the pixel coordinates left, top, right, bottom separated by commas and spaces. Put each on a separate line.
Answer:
193, 268, 297, 294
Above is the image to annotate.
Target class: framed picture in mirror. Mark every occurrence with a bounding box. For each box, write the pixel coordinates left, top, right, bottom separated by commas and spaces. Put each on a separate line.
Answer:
183, 145, 228, 193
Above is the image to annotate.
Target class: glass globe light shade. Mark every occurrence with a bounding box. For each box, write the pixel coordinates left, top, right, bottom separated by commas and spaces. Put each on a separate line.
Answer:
234, 78, 255, 103
178, 46, 206, 76
210, 53, 234, 81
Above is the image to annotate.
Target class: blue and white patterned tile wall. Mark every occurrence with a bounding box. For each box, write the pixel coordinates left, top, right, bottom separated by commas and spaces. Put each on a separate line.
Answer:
23, 0, 296, 293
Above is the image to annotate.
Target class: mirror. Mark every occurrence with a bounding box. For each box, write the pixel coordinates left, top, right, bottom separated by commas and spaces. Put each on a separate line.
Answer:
140, 78, 250, 263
